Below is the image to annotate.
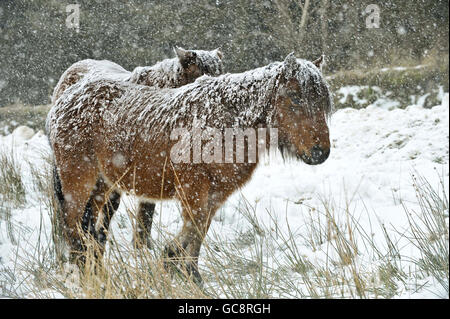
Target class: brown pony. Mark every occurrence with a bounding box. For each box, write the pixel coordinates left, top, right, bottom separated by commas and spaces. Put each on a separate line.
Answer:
46, 53, 331, 284
51, 47, 224, 250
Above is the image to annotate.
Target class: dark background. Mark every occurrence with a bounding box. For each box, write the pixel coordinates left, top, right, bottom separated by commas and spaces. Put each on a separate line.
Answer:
0, 0, 448, 107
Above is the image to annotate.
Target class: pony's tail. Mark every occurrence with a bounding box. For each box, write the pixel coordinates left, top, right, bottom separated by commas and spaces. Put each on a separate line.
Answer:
52, 162, 98, 236
53, 165, 65, 211
52, 163, 71, 248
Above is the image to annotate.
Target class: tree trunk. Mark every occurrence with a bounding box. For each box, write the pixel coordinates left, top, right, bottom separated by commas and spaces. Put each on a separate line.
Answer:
297, 0, 310, 45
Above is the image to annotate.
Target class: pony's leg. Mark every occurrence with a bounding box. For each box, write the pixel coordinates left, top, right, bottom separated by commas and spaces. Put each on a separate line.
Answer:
180, 207, 214, 284
89, 177, 121, 252
178, 187, 230, 284
133, 201, 156, 249
57, 162, 99, 266
96, 190, 121, 246
164, 182, 214, 284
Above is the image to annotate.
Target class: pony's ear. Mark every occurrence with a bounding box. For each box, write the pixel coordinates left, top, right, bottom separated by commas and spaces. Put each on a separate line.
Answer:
214, 48, 223, 60
173, 46, 183, 56
284, 52, 296, 70
313, 55, 325, 71
174, 46, 197, 67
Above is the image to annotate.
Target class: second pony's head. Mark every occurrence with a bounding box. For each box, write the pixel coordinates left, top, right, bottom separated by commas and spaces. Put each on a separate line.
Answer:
129, 46, 224, 88
174, 46, 223, 79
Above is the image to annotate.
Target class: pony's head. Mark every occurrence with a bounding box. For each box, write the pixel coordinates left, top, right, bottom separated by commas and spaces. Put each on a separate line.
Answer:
275, 53, 332, 165
174, 46, 224, 84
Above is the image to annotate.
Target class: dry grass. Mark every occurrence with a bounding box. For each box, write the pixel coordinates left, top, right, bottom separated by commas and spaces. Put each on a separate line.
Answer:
0, 104, 50, 135
1, 150, 448, 298
401, 171, 449, 296
0, 147, 26, 208
327, 59, 448, 110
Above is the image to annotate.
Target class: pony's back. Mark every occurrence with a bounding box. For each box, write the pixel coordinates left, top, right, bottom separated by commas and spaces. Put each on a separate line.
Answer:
51, 59, 129, 104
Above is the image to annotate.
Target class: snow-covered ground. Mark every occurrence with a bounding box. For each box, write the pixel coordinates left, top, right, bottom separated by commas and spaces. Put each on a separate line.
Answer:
0, 93, 448, 298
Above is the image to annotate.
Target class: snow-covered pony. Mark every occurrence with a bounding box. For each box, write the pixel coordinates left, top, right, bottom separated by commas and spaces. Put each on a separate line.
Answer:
51, 47, 223, 104
47, 53, 331, 284
51, 47, 224, 252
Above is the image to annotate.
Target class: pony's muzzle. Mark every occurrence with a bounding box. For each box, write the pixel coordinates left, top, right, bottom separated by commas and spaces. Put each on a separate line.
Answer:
301, 145, 330, 165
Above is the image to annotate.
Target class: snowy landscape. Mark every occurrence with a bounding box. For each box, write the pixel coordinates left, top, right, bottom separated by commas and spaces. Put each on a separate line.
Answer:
0, 0, 448, 300
1, 88, 448, 298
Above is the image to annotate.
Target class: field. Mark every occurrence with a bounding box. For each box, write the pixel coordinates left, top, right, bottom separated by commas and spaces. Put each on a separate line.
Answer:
0, 85, 448, 298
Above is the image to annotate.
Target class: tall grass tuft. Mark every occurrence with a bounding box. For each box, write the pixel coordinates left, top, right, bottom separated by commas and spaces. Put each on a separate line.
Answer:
402, 172, 449, 296
0, 148, 26, 208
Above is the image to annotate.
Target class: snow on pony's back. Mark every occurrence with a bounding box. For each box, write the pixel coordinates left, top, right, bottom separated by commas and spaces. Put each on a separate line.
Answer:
51, 59, 130, 104
51, 47, 224, 104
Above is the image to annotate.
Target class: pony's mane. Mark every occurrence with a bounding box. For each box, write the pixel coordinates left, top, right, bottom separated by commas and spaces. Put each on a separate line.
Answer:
128, 49, 223, 88
123, 58, 331, 135
192, 49, 224, 75
112, 62, 285, 139
284, 58, 333, 119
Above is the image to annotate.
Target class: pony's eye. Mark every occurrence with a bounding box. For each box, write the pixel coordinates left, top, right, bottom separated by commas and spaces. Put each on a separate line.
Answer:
287, 93, 303, 107
291, 97, 303, 105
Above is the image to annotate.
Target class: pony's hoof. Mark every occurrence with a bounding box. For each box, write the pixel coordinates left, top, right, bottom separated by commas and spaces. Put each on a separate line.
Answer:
162, 242, 184, 271
184, 262, 203, 287
132, 236, 153, 250
163, 242, 183, 258
69, 251, 86, 270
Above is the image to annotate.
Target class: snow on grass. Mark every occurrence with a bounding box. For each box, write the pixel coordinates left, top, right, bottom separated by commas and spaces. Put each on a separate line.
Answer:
0, 94, 448, 298
335, 84, 446, 110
